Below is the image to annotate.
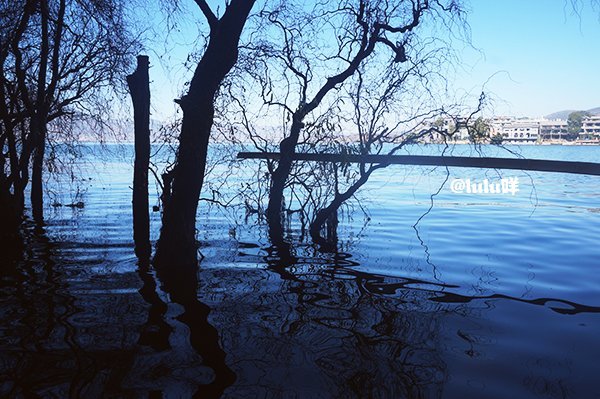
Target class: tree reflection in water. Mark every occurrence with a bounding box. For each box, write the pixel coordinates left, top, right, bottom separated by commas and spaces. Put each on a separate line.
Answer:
2, 228, 599, 397
200, 243, 450, 398
0, 227, 236, 397
0, 225, 139, 397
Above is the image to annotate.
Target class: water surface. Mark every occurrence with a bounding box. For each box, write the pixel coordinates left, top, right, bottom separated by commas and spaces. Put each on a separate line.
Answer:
1, 144, 599, 398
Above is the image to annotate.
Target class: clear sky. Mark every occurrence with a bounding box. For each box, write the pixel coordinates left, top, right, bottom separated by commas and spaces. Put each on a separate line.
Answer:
456, 0, 600, 117
146, 0, 600, 120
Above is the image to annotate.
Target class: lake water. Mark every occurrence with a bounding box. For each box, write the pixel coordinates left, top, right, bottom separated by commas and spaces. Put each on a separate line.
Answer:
0, 144, 599, 398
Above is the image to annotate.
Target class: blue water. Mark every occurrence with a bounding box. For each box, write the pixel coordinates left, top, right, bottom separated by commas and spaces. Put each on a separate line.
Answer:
1, 144, 599, 398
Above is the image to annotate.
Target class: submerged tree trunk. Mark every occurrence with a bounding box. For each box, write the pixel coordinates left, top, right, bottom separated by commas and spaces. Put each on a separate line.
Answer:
31, 0, 50, 224
31, 117, 47, 223
154, 1, 256, 268
309, 172, 371, 247
266, 119, 303, 246
0, 86, 24, 243
127, 55, 151, 259
0, 182, 22, 255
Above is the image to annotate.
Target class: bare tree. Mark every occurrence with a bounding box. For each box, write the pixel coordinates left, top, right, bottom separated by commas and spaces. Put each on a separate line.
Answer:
154, 0, 257, 268
0, 0, 136, 234
307, 67, 485, 247
227, 0, 467, 249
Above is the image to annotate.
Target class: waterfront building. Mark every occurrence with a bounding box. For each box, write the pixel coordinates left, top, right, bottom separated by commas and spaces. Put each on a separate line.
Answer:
581, 115, 600, 138
539, 120, 568, 141
491, 118, 540, 143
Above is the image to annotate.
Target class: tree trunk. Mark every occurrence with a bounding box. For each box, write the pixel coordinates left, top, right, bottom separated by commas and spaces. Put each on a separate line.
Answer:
265, 118, 303, 246
31, 0, 49, 225
0, 182, 22, 256
155, 103, 213, 267
127, 55, 151, 259
31, 116, 47, 224
0, 124, 25, 241
309, 172, 370, 246
154, 0, 256, 268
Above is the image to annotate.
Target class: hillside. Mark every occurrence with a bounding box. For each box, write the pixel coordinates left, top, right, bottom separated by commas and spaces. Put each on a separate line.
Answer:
545, 107, 600, 120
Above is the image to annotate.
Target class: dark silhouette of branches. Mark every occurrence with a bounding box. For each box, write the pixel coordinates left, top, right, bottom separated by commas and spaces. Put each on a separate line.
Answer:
154, 0, 257, 268
0, 0, 138, 242
224, 0, 470, 251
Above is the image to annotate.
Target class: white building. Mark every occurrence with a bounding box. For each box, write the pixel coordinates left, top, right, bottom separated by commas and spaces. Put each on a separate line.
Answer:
581, 115, 600, 138
491, 118, 540, 143
539, 120, 568, 141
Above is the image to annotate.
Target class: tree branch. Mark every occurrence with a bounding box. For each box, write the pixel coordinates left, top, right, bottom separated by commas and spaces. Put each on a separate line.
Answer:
193, 0, 218, 29
376, 37, 407, 63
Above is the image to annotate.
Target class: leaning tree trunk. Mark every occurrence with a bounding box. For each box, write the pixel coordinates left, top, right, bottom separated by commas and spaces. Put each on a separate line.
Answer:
309, 171, 371, 247
127, 55, 151, 259
264, 22, 377, 247
155, 99, 214, 267
154, 0, 256, 268
265, 118, 304, 247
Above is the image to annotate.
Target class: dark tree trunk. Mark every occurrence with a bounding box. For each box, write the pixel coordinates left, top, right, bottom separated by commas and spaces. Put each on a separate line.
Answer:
309, 172, 371, 247
0, 183, 22, 255
265, 119, 303, 246
31, 0, 49, 225
154, 0, 256, 268
155, 102, 213, 267
0, 121, 24, 244
31, 117, 47, 224
127, 55, 151, 259
0, 133, 23, 254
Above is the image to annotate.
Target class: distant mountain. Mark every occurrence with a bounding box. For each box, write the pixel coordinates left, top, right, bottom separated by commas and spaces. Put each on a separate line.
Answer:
545, 107, 600, 120
587, 107, 600, 115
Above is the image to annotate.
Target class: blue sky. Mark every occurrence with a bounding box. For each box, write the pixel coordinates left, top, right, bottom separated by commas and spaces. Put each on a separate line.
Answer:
146, 0, 600, 120
456, 0, 600, 117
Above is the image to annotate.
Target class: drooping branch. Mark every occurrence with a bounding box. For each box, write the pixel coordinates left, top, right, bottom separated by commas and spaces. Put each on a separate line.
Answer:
1, 0, 138, 226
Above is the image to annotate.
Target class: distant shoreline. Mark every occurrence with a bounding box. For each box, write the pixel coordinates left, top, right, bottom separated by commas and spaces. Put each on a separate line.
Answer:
58, 140, 600, 147
445, 140, 600, 146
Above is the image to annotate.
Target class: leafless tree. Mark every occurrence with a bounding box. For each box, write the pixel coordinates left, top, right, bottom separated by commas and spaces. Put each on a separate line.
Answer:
153, 0, 257, 268
0, 0, 137, 241
307, 67, 485, 247
225, 0, 468, 250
